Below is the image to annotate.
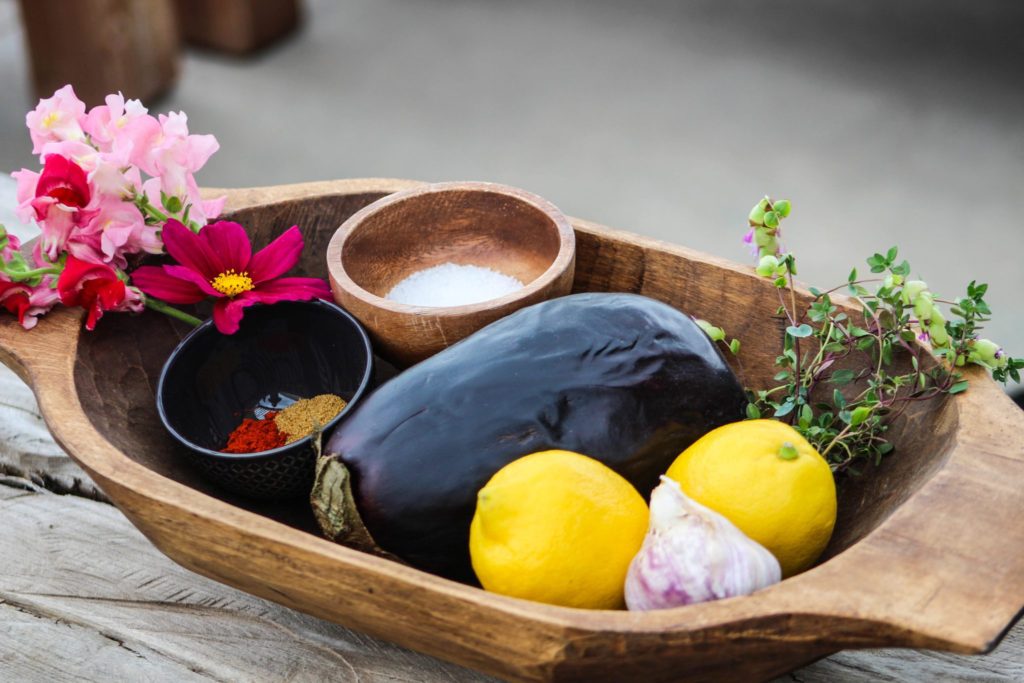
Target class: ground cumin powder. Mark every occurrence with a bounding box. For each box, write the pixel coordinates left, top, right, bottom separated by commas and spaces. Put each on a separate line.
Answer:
274, 394, 347, 444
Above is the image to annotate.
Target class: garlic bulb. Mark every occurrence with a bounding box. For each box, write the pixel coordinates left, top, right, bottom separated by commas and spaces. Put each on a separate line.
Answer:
625, 476, 781, 611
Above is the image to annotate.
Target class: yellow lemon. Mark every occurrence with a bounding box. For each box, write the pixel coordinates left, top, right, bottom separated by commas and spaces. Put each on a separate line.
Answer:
470, 450, 648, 609
665, 420, 836, 577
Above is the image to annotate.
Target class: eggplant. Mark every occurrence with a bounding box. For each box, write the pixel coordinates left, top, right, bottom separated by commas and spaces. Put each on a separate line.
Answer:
312, 293, 746, 581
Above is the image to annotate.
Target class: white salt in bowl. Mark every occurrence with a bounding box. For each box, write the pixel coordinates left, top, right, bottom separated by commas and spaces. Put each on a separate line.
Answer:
326, 181, 576, 366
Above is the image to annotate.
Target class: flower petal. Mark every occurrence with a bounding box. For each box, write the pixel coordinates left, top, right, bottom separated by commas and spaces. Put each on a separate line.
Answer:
131, 265, 209, 304
212, 296, 257, 335
247, 226, 303, 284
200, 221, 251, 275
251, 276, 333, 302
164, 264, 222, 297
160, 219, 223, 279
57, 255, 110, 307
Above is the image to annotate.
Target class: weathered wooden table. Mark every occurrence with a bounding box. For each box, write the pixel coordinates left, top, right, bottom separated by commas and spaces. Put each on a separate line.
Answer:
1, 362, 1021, 681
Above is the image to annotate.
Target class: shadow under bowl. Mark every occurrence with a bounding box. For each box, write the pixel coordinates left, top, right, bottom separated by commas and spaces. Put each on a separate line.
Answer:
326, 181, 576, 366
156, 299, 374, 500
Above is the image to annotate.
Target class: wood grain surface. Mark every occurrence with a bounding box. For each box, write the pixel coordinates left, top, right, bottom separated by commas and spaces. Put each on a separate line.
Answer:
1, 179, 1023, 682
1, 361, 1022, 681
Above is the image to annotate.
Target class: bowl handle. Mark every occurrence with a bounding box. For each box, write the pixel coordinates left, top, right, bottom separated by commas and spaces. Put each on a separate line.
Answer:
0, 303, 81, 389
786, 369, 1024, 654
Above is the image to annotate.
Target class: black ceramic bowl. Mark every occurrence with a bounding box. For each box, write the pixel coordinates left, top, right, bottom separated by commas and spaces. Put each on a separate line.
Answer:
156, 300, 374, 500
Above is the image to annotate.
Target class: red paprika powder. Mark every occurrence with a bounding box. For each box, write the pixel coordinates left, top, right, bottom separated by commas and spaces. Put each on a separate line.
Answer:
222, 412, 288, 453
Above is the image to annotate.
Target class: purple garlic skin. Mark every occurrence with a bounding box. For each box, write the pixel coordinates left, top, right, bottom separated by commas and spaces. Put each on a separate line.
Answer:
625, 476, 782, 611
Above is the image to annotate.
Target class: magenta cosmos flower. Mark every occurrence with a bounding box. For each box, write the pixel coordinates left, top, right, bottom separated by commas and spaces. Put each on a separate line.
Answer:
132, 219, 331, 334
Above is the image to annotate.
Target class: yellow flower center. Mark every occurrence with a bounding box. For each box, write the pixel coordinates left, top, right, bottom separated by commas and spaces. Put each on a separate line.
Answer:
42, 112, 60, 128
210, 269, 254, 297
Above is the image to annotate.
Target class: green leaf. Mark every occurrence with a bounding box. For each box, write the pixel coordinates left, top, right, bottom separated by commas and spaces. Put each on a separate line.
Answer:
809, 287, 822, 297
774, 199, 791, 217
763, 211, 779, 228
948, 380, 969, 395
799, 403, 814, 428
886, 246, 898, 262
774, 276, 788, 288
778, 442, 799, 460
786, 324, 813, 338
850, 406, 871, 426
774, 400, 796, 418
848, 267, 857, 283
877, 442, 895, 456
891, 260, 910, 276
856, 336, 876, 351
830, 369, 856, 385
773, 370, 792, 381
822, 342, 846, 353
746, 403, 762, 419
729, 338, 741, 355
833, 389, 846, 409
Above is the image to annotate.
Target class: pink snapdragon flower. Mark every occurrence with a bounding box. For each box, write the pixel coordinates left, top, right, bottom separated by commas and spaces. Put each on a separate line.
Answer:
141, 112, 219, 199
17, 154, 98, 261
74, 198, 156, 267
131, 220, 332, 334
0, 230, 21, 262
83, 92, 160, 162
25, 85, 87, 154
89, 155, 143, 198
57, 256, 143, 331
0, 277, 60, 330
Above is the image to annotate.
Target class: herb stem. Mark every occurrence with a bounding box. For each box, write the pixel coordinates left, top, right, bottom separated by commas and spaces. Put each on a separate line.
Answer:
821, 423, 853, 458
815, 278, 883, 299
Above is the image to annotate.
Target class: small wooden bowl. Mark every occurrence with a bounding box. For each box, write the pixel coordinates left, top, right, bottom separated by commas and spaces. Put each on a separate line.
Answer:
326, 181, 576, 366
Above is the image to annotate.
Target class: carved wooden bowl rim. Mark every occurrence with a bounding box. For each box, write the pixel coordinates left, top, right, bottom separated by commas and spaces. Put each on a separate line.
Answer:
325, 180, 577, 316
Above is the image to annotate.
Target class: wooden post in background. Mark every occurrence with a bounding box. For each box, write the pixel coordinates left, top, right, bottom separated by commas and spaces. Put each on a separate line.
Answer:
17, 0, 180, 106
174, 0, 302, 55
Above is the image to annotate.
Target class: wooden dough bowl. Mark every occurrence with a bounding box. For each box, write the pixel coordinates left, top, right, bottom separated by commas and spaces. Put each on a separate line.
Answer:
1, 179, 1022, 683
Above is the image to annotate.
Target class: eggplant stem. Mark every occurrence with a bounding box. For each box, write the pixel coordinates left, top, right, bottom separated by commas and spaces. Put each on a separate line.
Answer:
310, 453, 392, 559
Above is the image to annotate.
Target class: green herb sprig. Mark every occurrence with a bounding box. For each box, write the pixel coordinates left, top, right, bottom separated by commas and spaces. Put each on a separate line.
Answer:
735, 197, 1021, 475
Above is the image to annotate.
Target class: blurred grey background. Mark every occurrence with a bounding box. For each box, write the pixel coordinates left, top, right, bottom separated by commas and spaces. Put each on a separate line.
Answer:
1, 0, 1022, 389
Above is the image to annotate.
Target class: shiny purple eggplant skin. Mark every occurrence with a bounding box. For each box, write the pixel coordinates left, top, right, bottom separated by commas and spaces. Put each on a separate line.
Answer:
324, 293, 747, 581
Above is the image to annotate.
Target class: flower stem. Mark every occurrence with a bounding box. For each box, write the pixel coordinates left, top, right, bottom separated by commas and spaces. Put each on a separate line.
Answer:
144, 296, 203, 327
4, 266, 62, 282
